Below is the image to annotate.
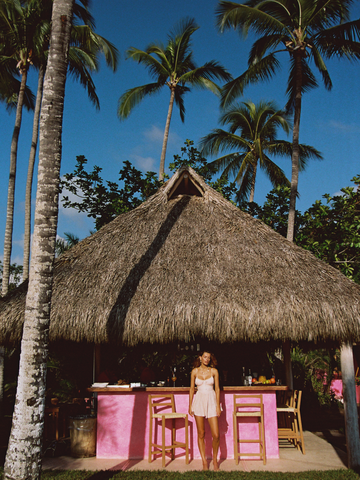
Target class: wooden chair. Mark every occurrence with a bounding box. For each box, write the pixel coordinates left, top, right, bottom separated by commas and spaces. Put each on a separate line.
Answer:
233, 394, 266, 465
148, 394, 189, 467
277, 389, 305, 454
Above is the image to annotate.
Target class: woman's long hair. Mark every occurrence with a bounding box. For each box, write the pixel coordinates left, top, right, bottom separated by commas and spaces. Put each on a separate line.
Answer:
193, 351, 218, 369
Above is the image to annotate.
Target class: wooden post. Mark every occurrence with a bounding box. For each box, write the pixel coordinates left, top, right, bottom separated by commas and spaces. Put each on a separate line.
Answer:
340, 341, 360, 469
0, 346, 4, 417
283, 340, 293, 390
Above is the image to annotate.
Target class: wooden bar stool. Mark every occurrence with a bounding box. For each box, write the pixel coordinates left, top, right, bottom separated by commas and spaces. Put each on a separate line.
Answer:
148, 394, 189, 467
277, 389, 305, 454
233, 394, 266, 465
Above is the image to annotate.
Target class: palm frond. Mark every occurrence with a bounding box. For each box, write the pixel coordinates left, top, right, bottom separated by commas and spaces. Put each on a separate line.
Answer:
126, 47, 169, 79
298, 143, 323, 164
67, 49, 99, 109
71, 26, 119, 71
221, 53, 280, 108
285, 57, 318, 113
260, 155, 290, 188
235, 165, 254, 203
117, 82, 163, 120
248, 33, 287, 63
216, 1, 290, 38
307, 0, 352, 30
174, 86, 187, 122
310, 45, 332, 90
199, 129, 251, 157
313, 19, 360, 60
180, 60, 232, 86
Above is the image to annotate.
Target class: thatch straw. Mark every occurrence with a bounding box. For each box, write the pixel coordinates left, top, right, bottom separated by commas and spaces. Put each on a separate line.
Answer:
1, 166, 360, 346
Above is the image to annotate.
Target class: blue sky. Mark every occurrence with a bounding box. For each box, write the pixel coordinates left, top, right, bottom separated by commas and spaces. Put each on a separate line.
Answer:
1, 0, 360, 267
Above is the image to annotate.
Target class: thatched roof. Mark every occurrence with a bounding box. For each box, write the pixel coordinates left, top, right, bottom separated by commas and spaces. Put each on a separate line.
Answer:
1, 166, 360, 346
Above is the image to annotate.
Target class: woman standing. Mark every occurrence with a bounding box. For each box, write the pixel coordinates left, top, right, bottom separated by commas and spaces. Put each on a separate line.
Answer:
189, 351, 221, 471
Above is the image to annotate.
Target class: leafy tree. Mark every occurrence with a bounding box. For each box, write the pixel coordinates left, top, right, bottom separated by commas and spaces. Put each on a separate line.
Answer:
61, 142, 238, 228
0, 260, 23, 293
296, 175, 360, 283
4, 0, 74, 476
117, 17, 231, 180
200, 100, 321, 203
60, 156, 163, 230
0, 0, 48, 296
240, 184, 303, 237
216, 0, 360, 242
242, 176, 360, 284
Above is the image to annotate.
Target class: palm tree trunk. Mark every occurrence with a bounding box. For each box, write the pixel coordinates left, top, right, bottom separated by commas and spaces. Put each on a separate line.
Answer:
23, 64, 45, 281
340, 342, 360, 468
249, 161, 257, 203
286, 54, 302, 243
159, 86, 175, 181
4, 1, 73, 478
2, 69, 28, 297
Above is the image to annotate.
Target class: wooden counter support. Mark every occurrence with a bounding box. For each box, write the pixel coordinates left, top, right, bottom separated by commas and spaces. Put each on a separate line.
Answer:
88, 386, 287, 461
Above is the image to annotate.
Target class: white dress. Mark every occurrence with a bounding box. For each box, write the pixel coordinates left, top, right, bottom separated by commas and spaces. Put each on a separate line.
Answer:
192, 376, 217, 418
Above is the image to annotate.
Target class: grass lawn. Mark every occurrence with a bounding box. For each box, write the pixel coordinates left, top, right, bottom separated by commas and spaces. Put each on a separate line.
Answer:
0, 470, 356, 480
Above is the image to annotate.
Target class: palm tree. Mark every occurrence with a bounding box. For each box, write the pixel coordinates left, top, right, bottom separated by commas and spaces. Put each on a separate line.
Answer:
4, 0, 74, 477
200, 100, 321, 203
22, 4, 119, 280
0, 69, 35, 112
0, 0, 47, 296
118, 17, 231, 180
216, 0, 360, 241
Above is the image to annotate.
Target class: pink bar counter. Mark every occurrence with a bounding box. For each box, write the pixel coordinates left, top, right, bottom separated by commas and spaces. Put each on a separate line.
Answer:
88, 385, 287, 461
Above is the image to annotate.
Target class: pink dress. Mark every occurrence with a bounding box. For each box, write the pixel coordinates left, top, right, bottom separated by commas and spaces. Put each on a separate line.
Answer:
192, 376, 217, 418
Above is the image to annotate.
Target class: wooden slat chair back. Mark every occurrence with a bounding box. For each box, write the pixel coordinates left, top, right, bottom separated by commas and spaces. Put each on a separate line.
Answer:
277, 389, 305, 454
148, 394, 189, 467
233, 394, 266, 465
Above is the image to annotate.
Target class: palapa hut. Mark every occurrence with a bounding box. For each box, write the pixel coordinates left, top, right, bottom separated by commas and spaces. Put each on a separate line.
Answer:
1, 166, 360, 464
1, 166, 360, 346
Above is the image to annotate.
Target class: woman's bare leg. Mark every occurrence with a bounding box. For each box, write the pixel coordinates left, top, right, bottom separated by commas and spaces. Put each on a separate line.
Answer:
195, 415, 208, 470
208, 416, 220, 471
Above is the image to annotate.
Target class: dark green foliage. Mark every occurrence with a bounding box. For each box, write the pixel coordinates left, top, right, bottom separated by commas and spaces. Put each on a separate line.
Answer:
240, 185, 303, 238
291, 346, 341, 410
0, 261, 23, 293
60, 156, 162, 230
61, 142, 238, 230
169, 140, 218, 182
242, 176, 360, 284
296, 175, 360, 283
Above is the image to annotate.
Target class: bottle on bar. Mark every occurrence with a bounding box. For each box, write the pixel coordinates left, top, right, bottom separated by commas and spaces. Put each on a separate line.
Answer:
247, 368, 252, 386
241, 366, 246, 385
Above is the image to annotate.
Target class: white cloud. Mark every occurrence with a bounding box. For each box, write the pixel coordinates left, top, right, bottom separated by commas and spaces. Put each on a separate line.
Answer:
143, 124, 182, 147
58, 185, 90, 222
13, 234, 25, 249
129, 154, 157, 172
143, 125, 164, 143
329, 120, 360, 134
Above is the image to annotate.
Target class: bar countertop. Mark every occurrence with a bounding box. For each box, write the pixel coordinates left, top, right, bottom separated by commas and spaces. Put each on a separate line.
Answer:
88, 385, 288, 392
90, 383, 285, 460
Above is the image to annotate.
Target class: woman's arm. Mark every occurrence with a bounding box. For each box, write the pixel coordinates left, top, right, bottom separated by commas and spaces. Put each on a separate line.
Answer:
188, 368, 196, 416
213, 368, 221, 417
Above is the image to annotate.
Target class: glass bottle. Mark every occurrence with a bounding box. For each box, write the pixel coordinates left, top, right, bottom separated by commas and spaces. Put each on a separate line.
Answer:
242, 366, 246, 386
247, 368, 252, 386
